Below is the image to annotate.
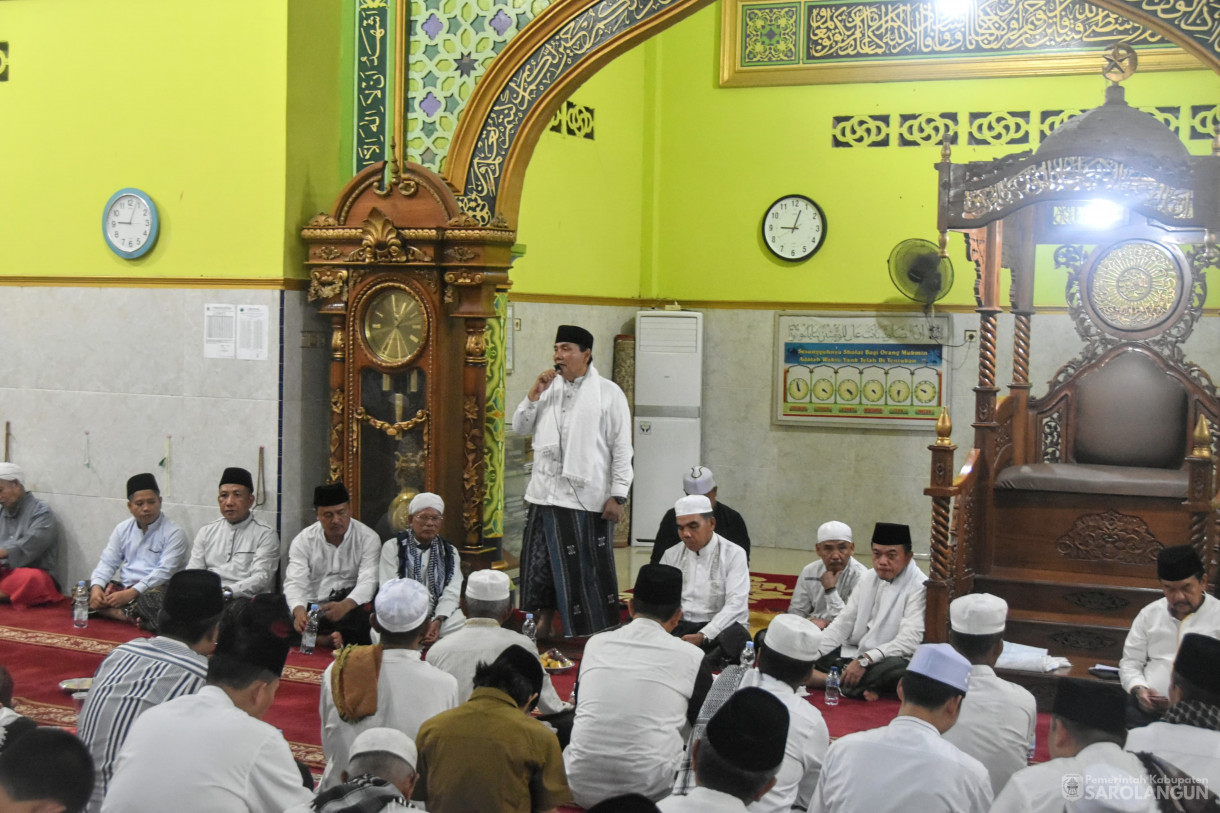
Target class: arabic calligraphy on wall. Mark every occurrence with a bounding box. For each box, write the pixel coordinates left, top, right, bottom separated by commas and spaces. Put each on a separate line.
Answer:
724, 0, 1197, 86
355, 1, 391, 173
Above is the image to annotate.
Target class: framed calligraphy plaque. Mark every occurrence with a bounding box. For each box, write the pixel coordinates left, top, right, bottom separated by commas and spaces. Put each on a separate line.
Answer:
722, 0, 1196, 87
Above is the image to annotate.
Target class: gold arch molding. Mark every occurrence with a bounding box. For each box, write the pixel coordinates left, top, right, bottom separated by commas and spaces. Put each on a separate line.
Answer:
445, 0, 1220, 226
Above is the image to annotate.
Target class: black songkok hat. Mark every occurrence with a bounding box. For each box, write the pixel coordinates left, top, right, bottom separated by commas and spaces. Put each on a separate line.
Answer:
705, 686, 789, 772
163, 569, 224, 624
220, 467, 254, 493
555, 324, 594, 350
587, 794, 662, 813
1157, 545, 1204, 582
1052, 677, 1126, 736
1174, 633, 1220, 696
634, 564, 682, 606
313, 482, 350, 508
215, 593, 293, 676
872, 522, 912, 550
126, 472, 159, 498
493, 644, 544, 697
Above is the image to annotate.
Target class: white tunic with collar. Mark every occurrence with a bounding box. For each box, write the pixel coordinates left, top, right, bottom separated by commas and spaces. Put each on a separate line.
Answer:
660, 533, 751, 641
1126, 720, 1220, 789
811, 715, 992, 813
659, 786, 751, 812
1119, 594, 1220, 697
788, 557, 866, 624
564, 617, 706, 807
283, 518, 381, 613
990, 741, 1156, 813
188, 514, 279, 598
102, 686, 312, 813
739, 670, 830, 813
942, 663, 1037, 794
319, 648, 458, 790
814, 557, 926, 662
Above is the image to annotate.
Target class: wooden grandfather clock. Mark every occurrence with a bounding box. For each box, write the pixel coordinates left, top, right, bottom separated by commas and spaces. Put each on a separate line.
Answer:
302, 154, 513, 571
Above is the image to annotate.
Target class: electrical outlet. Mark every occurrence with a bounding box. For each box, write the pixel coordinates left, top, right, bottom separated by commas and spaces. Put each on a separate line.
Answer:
964, 329, 978, 343
513, 318, 522, 331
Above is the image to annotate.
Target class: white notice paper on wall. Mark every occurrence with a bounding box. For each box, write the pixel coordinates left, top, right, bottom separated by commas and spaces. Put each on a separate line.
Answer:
204, 304, 236, 359
236, 305, 269, 361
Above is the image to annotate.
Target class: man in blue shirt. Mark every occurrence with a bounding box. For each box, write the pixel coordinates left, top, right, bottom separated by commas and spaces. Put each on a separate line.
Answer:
89, 473, 189, 627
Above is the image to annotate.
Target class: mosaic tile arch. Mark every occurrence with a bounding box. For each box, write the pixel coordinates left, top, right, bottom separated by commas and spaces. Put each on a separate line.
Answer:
830, 103, 1220, 148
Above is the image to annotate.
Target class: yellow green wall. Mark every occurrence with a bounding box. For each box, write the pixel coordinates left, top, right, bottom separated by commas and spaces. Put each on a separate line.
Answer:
512, 2, 1220, 306
1, 0, 344, 282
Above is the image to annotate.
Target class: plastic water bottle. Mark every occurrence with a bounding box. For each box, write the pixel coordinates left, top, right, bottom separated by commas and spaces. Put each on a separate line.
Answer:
522, 613, 537, 648
825, 665, 841, 706
72, 581, 89, 628
300, 604, 319, 655
740, 640, 755, 668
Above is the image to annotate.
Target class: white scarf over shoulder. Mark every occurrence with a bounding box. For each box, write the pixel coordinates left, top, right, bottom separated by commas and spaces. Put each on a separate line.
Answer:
850, 557, 924, 652
530, 364, 606, 488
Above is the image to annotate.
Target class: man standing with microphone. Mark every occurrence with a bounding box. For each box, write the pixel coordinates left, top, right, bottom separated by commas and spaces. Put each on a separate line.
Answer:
513, 325, 633, 640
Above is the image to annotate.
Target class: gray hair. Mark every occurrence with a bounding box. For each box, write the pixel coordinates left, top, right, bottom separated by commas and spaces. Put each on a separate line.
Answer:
466, 596, 512, 619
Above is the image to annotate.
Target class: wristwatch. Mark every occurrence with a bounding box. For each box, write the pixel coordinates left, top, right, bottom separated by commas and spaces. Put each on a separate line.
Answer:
856, 654, 873, 667
613, 496, 627, 505
222, 586, 233, 601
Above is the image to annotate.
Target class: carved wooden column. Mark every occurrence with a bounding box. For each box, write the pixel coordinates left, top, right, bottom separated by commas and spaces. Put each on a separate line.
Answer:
1186, 415, 1216, 578
1005, 207, 1036, 466
968, 221, 1003, 454
924, 407, 957, 644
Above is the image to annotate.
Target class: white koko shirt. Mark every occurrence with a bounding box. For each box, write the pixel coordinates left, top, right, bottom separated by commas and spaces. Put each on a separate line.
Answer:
942, 663, 1037, 794
283, 518, 381, 613
660, 533, 751, 641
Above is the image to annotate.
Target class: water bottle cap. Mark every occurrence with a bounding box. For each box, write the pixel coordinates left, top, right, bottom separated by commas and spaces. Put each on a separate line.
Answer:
525, 612, 534, 620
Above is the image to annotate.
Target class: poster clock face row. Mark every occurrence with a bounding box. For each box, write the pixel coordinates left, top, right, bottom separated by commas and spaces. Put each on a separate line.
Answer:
361, 284, 429, 365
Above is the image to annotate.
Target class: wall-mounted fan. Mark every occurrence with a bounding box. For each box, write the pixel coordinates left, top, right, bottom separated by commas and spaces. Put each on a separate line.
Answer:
888, 239, 954, 313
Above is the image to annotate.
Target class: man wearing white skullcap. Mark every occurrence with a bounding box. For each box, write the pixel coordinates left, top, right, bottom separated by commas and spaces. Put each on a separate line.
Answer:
427, 569, 568, 717
379, 492, 464, 642
0, 463, 61, 608
812, 643, 992, 813
661, 495, 751, 666
942, 593, 1037, 794
737, 614, 830, 813
788, 521, 867, 629
650, 466, 751, 566
319, 578, 458, 790
285, 727, 419, 813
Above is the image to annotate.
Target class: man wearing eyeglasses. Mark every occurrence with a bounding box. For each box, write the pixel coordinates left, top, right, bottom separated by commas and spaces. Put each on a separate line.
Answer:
380, 492, 463, 644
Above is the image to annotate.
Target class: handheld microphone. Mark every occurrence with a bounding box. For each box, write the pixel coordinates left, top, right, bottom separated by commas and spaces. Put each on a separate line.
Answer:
553, 364, 562, 372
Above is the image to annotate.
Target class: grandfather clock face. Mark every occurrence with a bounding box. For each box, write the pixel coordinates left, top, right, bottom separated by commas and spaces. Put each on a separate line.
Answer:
362, 285, 429, 365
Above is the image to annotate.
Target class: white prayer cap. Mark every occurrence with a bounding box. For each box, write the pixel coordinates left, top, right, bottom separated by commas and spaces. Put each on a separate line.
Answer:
348, 727, 418, 772
374, 578, 431, 633
907, 643, 971, 693
816, 521, 852, 544
765, 614, 823, 661
409, 492, 444, 515
0, 463, 23, 483
682, 466, 716, 495
950, 593, 1008, 636
675, 494, 712, 517
466, 569, 511, 602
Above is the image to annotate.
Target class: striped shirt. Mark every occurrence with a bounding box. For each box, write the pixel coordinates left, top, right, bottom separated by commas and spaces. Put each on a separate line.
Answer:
78, 636, 208, 813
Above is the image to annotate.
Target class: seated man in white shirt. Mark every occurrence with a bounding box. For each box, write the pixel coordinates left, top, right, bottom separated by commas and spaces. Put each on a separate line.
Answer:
103, 593, 313, 813
89, 473, 189, 628
565, 564, 711, 807
740, 614, 830, 813
188, 467, 279, 601
284, 482, 381, 647
1125, 632, 1220, 790
426, 569, 567, 712
992, 678, 1154, 813
661, 495, 751, 667
658, 687, 789, 813
287, 728, 419, 813
811, 643, 992, 813
942, 593, 1037, 795
809, 522, 926, 700
379, 492, 463, 643
788, 521, 867, 629
1120, 544, 1220, 725
319, 578, 458, 790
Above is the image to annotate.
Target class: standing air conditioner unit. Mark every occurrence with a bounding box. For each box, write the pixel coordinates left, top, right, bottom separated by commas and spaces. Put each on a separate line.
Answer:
632, 310, 703, 546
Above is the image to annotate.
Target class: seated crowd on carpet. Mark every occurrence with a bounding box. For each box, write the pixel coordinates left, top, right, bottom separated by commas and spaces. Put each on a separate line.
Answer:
3, 454, 1220, 812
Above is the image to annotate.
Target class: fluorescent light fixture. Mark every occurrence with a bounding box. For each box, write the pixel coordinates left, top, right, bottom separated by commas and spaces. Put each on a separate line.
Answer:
1078, 199, 1126, 229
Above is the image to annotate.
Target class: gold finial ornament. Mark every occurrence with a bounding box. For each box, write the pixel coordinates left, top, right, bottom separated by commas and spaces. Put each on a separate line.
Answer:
940, 134, 952, 163
1102, 43, 1137, 85
935, 407, 953, 446
1192, 414, 1212, 459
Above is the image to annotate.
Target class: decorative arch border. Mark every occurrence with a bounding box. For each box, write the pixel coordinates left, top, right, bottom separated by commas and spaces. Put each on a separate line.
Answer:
444, 0, 1220, 225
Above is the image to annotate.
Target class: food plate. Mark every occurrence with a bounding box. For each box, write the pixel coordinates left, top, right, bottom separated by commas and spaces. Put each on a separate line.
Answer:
59, 677, 92, 693
540, 648, 574, 674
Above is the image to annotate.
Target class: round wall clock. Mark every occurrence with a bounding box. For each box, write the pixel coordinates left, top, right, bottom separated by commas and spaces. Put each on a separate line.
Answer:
361, 284, 429, 365
102, 188, 159, 259
762, 194, 826, 262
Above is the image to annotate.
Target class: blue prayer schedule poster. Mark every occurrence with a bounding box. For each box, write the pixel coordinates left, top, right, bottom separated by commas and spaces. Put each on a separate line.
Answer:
773, 313, 952, 429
